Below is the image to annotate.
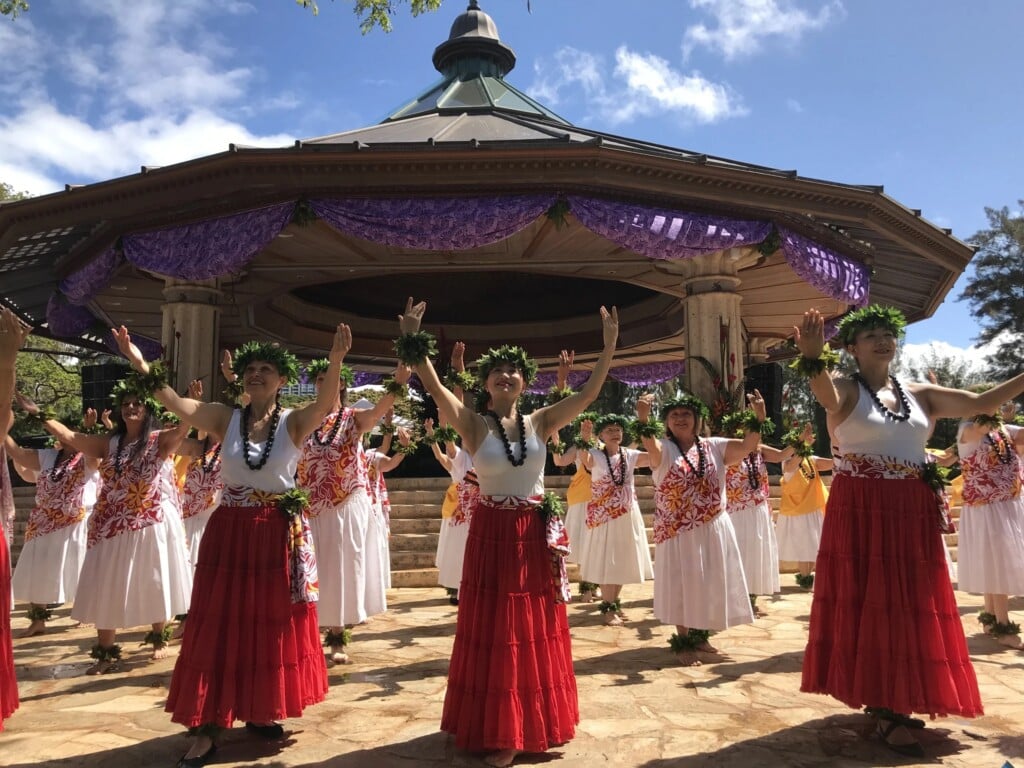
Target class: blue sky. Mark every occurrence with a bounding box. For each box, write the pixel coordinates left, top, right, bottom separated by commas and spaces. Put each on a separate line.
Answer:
2, 0, 1021, 352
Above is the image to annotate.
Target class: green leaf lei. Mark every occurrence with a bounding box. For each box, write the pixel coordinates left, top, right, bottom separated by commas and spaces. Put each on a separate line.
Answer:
393, 331, 438, 365
279, 488, 311, 518
538, 491, 566, 522
383, 378, 409, 399
444, 369, 477, 392
972, 413, 1003, 430
632, 419, 665, 440
547, 385, 574, 403
781, 427, 813, 459
572, 435, 598, 450
920, 461, 950, 494
789, 345, 840, 378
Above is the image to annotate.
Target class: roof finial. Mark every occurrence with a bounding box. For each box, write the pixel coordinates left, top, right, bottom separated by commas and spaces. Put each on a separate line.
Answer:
468, 0, 480, 8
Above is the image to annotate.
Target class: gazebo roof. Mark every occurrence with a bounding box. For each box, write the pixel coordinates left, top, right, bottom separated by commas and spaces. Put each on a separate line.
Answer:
0, 1, 973, 371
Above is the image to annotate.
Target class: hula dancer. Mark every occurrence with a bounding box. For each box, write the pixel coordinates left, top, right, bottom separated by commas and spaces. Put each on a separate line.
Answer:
777, 424, 832, 589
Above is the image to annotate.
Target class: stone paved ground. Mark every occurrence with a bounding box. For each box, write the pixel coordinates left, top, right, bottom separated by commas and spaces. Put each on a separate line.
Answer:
2, 583, 1024, 768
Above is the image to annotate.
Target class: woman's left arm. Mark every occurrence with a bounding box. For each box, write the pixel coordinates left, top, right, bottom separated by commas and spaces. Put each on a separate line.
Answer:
534, 307, 618, 438
912, 372, 1024, 420
287, 324, 352, 443
724, 390, 767, 466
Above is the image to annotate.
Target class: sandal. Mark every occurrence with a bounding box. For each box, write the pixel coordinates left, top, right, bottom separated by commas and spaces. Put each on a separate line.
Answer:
877, 719, 924, 758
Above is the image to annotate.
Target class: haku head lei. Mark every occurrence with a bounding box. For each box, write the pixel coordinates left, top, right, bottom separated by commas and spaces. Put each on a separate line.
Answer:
835, 305, 907, 347
108, 379, 160, 415
594, 413, 631, 435
306, 358, 354, 387
475, 345, 539, 387
231, 341, 300, 382
660, 394, 710, 423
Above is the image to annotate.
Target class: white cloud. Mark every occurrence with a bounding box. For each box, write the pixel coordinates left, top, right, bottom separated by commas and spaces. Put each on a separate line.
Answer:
0, 0, 298, 195
683, 0, 845, 61
786, 97, 804, 113
530, 45, 744, 127
901, 333, 1016, 380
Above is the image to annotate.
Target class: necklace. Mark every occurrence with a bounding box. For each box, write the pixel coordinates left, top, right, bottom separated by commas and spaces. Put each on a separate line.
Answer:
200, 438, 222, 473
312, 408, 345, 446
744, 451, 760, 490
487, 410, 527, 467
603, 446, 626, 486
49, 449, 76, 482
241, 402, 282, 471
985, 427, 1014, 465
669, 432, 706, 478
853, 372, 912, 423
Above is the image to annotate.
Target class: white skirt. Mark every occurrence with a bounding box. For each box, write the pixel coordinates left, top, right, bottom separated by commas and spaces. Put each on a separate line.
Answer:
363, 504, 390, 615
957, 498, 1024, 594
564, 501, 587, 565
436, 517, 470, 590
309, 488, 371, 626
12, 516, 89, 605
653, 512, 754, 630
730, 501, 780, 595
775, 510, 824, 562
71, 509, 192, 629
577, 501, 653, 585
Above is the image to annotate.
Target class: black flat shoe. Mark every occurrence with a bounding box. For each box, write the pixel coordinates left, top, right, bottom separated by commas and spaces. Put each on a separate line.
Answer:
877, 720, 924, 758
245, 722, 284, 739
177, 743, 216, 768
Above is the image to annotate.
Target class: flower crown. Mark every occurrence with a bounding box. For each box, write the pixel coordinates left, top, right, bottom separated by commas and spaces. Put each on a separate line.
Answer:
305, 358, 354, 387
660, 394, 710, 423
231, 341, 299, 382
835, 305, 907, 347
594, 413, 631, 434
108, 379, 161, 416
475, 345, 538, 387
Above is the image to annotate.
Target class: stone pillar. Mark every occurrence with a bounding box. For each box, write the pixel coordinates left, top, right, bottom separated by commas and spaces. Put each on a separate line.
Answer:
161, 278, 221, 394
670, 248, 757, 407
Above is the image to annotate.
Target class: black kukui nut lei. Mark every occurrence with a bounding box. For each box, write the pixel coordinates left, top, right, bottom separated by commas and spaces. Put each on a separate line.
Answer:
241, 401, 282, 470
603, 446, 626, 487
49, 449, 76, 482
853, 372, 912, 423
311, 408, 344, 447
669, 433, 706, 478
744, 452, 760, 490
985, 427, 1015, 465
487, 409, 527, 468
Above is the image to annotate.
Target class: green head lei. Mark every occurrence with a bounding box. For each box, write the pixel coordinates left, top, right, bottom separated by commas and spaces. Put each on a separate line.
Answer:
306, 358, 354, 387
594, 413, 631, 435
572, 411, 600, 429
231, 341, 300, 383
475, 345, 538, 388
108, 379, 161, 415
660, 394, 710, 423
835, 305, 907, 347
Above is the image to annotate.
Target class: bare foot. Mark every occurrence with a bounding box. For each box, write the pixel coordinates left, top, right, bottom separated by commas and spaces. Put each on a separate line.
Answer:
602, 611, 624, 626
579, 590, 594, 603
997, 633, 1023, 649
484, 749, 521, 767
172, 621, 186, 640
695, 641, 720, 655
85, 659, 119, 676
151, 644, 169, 660
674, 650, 702, 667
19, 620, 46, 638
330, 648, 350, 665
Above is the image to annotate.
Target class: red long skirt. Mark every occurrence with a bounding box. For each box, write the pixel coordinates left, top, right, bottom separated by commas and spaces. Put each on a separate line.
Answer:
801, 474, 983, 717
0, 534, 18, 731
165, 504, 328, 727
440, 498, 578, 752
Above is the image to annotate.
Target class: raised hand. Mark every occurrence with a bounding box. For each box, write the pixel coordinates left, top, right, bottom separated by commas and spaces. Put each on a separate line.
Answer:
188, 379, 204, 400
747, 388, 767, 422
557, 348, 575, 388
220, 349, 237, 383
394, 363, 413, 385
451, 341, 466, 373
637, 393, 655, 421
600, 306, 619, 349
580, 418, 594, 440
396, 427, 412, 447
423, 417, 435, 436
794, 309, 826, 359
0, 307, 31, 359
399, 297, 426, 335
800, 422, 814, 443
82, 408, 98, 429
101, 409, 114, 430
112, 326, 149, 372
329, 323, 352, 365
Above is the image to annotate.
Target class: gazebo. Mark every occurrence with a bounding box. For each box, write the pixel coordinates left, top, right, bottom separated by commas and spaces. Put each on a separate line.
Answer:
0, 1, 973, 404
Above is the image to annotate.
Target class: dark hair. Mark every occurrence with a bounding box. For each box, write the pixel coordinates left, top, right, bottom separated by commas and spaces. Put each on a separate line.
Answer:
110, 398, 160, 465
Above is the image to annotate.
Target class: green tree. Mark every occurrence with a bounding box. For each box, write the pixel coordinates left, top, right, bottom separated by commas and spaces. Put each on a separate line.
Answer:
895, 347, 986, 449
0, 1, 28, 19
11, 338, 95, 439
0, 181, 29, 202
296, 0, 444, 33
959, 201, 1024, 381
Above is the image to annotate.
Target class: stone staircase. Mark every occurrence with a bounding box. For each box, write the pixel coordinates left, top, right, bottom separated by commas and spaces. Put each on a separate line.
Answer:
8, 478, 961, 588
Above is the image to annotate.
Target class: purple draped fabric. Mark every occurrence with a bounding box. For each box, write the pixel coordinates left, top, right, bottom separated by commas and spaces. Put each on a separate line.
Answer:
779, 226, 870, 308
609, 360, 685, 387
353, 372, 384, 387
567, 196, 771, 260
525, 370, 591, 395
46, 293, 97, 337
824, 317, 841, 341
102, 330, 163, 362
122, 203, 294, 280
59, 246, 123, 305
310, 196, 557, 250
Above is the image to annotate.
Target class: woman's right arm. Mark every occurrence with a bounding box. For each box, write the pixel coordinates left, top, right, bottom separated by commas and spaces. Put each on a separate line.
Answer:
16, 393, 110, 459
3, 435, 40, 472
794, 309, 853, 416
636, 394, 663, 470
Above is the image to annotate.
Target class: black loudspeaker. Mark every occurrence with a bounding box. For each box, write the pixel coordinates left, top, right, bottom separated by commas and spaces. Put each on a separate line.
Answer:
744, 362, 783, 425
81, 362, 131, 414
